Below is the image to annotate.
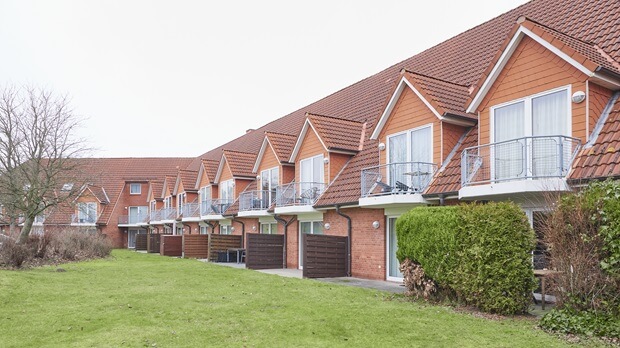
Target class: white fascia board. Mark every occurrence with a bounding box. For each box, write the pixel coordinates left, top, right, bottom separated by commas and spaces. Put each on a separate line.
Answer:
289, 119, 328, 162
213, 155, 227, 183
467, 26, 594, 114
252, 138, 269, 173
370, 76, 443, 140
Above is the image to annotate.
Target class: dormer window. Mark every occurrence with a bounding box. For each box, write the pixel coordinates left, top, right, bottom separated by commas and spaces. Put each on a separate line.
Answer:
77, 202, 97, 224
130, 183, 141, 195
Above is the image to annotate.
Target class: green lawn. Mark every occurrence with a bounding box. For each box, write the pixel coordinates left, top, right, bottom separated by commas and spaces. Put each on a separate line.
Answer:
0, 250, 597, 347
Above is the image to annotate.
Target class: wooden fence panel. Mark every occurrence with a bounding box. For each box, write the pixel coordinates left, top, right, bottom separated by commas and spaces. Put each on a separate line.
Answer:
207, 234, 242, 262
135, 233, 148, 251
303, 234, 348, 278
184, 234, 209, 259
246, 233, 284, 270
160, 235, 183, 257
147, 234, 161, 253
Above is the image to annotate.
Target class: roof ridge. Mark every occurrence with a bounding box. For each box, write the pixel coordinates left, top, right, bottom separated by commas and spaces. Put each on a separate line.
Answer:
521, 16, 597, 47
403, 69, 470, 88
306, 112, 364, 124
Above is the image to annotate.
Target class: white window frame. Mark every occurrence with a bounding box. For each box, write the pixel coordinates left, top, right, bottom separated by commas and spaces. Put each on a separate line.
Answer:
260, 222, 277, 234
129, 183, 141, 195
386, 216, 404, 282
177, 192, 186, 215
298, 220, 323, 269
489, 85, 572, 180
299, 154, 325, 184
220, 224, 232, 235
128, 206, 148, 224
219, 180, 234, 202
164, 196, 172, 209
386, 123, 434, 165
77, 202, 97, 224
490, 85, 572, 143
261, 166, 279, 202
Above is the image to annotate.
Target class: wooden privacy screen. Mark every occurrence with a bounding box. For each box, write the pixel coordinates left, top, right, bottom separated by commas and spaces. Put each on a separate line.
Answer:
207, 234, 242, 261
135, 233, 148, 251
183, 234, 209, 259
246, 233, 284, 270
147, 234, 161, 253
302, 234, 348, 278
160, 235, 183, 257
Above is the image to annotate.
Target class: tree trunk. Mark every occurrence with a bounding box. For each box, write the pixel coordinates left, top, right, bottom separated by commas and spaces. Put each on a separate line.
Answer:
18, 216, 34, 244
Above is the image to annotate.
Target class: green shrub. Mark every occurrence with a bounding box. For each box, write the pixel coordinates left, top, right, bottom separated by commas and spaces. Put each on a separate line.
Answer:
540, 308, 620, 338
396, 202, 536, 315
454, 202, 537, 314
396, 206, 459, 286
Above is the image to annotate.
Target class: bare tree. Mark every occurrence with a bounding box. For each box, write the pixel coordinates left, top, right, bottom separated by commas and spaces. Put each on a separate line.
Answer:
0, 86, 90, 243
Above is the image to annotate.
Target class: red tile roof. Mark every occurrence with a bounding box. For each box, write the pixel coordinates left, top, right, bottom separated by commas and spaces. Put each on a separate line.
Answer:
571, 95, 620, 180
84, 185, 110, 204
307, 113, 365, 153
200, 159, 220, 185
149, 180, 164, 200
222, 150, 256, 178
265, 132, 297, 163
426, 127, 478, 195
176, 170, 198, 194
404, 71, 474, 119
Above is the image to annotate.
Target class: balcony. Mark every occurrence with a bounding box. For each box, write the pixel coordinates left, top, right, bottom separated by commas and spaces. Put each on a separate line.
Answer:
118, 213, 148, 226
238, 190, 275, 217
200, 199, 232, 218
274, 182, 325, 214
180, 202, 201, 221
359, 162, 436, 208
460, 135, 580, 199
71, 214, 97, 225
149, 209, 161, 222
159, 207, 177, 222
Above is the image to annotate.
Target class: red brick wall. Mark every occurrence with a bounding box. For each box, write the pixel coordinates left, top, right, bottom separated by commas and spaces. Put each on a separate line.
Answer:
323, 208, 386, 280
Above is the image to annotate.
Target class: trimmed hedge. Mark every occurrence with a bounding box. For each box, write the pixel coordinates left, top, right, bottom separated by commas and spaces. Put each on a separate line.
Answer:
396, 202, 537, 315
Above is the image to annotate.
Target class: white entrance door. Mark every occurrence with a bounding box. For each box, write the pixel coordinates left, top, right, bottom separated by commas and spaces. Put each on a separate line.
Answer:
298, 221, 323, 269
128, 229, 138, 249
387, 218, 403, 281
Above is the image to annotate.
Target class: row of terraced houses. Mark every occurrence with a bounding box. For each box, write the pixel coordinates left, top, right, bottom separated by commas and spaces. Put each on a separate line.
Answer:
7, 0, 620, 281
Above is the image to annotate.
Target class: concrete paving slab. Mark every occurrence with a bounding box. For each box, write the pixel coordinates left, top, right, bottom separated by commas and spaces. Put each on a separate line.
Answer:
317, 277, 405, 294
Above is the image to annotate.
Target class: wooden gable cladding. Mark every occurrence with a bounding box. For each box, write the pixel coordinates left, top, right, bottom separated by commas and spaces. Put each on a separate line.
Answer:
219, 159, 233, 182
256, 142, 281, 190
296, 126, 328, 184
378, 86, 442, 167
442, 122, 467, 163
478, 36, 590, 145
589, 83, 614, 141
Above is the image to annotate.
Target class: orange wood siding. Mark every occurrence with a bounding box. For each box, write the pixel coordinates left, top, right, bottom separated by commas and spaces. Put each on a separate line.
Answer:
282, 166, 295, 184
441, 122, 467, 164
328, 152, 352, 182
256, 146, 280, 190
589, 83, 613, 140
177, 181, 184, 195
219, 161, 233, 182
378, 87, 441, 166
76, 192, 100, 215
234, 179, 253, 198
478, 36, 589, 144
296, 128, 328, 183
198, 169, 210, 187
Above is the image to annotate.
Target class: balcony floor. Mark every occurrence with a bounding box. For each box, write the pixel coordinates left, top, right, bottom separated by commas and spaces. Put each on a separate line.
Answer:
459, 177, 571, 201
359, 192, 430, 208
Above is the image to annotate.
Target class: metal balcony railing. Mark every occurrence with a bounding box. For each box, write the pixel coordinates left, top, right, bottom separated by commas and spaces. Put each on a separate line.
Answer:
71, 213, 97, 224
149, 209, 161, 222
159, 207, 177, 221
118, 213, 148, 225
180, 202, 200, 218
361, 162, 437, 197
239, 190, 275, 212
201, 199, 232, 215
276, 182, 325, 207
461, 135, 581, 186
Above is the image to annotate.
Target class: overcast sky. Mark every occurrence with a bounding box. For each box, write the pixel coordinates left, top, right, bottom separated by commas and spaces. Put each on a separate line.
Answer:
0, 0, 529, 158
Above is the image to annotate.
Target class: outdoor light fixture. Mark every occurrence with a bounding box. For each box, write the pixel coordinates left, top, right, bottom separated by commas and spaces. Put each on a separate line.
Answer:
256, 175, 261, 181
323, 157, 329, 165
378, 143, 386, 151
572, 91, 586, 103
324, 223, 331, 230
252, 225, 257, 231
372, 221, 380, 229
231, 226, 235, 232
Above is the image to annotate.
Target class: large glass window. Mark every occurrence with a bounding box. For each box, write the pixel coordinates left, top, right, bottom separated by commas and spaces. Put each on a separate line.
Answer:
492, 88, 570, 180
387, 217, 404, 279
387, 125, 433, 191
129, 183, 141, 195
219, 180, 234, 202
77, 202, 97, 223
299, 155, 324, 204
261, 167, 279, 205
128, 206, 148, 224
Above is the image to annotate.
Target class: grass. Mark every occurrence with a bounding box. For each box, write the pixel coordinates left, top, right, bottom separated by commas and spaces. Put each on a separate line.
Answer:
0, 250, 602, 347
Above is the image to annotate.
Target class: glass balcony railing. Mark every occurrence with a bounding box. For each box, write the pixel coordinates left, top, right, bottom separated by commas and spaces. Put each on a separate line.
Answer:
118, 213, 148, 225
276, 182, 325, 207
200, 199, 232, 215
461, 135, 581, 186
239, 190, 275, 212
361, 162, 437, 197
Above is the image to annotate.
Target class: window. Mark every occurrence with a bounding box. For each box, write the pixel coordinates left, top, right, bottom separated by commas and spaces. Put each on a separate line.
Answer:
164, 197, 172, 209
261, 167, 279, 205
299, 155, 324, 204
219, 180, 234, 202
129, 183, 141, 195
492, 87, 570, 180
128, 206, 148, 224
220, 224, 232, 235
175, 226, 184, 235
61, 183, 74, 191
260, 222, 277, 234
387, 125, 433, 191
177, 192, 186, 215
77, 202, 97, 224
200, 225, 208, 235
199, 186, 211, 203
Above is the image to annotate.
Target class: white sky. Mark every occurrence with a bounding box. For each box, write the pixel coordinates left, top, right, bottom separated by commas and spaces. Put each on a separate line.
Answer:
0, 0, 529, 158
